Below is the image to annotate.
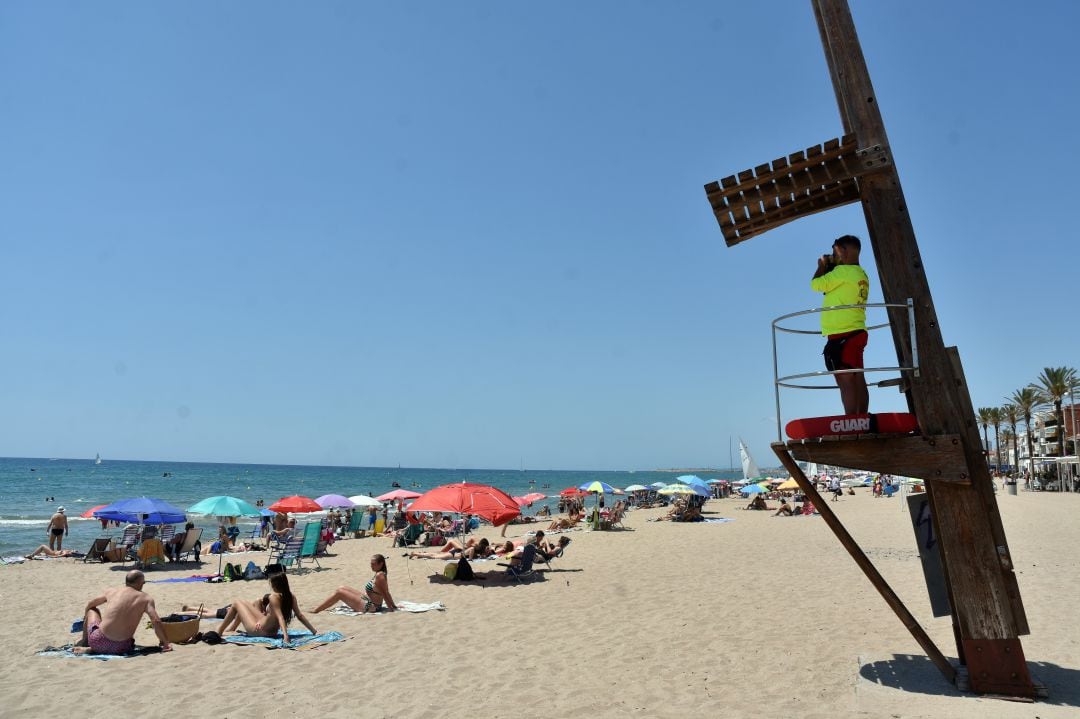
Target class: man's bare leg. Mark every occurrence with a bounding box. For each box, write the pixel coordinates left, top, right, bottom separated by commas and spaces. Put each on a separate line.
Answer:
835, 373, 869, 415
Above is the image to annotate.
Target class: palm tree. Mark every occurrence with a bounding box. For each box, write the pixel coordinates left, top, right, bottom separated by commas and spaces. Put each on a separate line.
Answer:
977, 407, 994, 465
1002, 403, 1021, 473
988, 406, 1004, 472
1007, 388, 1041, 482
999, 428, 1016, 472
1029, 367, 1079, 458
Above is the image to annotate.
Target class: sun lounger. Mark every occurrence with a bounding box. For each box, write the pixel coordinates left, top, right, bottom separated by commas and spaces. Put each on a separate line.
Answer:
175, 528, 203, 564
498, 543, 538, 582
83, 537, 113, 563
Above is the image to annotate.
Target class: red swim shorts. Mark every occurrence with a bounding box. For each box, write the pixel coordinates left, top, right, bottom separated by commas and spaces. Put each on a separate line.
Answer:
823, 330, 867, 371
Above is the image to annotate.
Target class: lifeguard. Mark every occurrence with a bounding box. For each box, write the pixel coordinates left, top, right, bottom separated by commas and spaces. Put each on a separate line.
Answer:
811, 234, 870, 414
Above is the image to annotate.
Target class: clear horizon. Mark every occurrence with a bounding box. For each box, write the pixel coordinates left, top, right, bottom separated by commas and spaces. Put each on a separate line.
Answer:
3, 1, 1077, 470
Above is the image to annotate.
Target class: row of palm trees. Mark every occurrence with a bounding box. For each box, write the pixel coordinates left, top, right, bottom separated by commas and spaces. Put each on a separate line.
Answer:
978, 366, 1079, 476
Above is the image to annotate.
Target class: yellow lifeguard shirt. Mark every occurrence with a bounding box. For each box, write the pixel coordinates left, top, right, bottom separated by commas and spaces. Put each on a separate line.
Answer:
810, 264, 869, 335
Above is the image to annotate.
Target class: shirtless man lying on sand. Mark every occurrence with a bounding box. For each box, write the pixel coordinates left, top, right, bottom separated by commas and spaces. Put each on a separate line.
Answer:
75, 570, 171, 655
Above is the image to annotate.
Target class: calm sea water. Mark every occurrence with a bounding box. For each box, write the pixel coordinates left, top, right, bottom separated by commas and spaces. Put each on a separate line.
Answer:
0, 457, 741, 555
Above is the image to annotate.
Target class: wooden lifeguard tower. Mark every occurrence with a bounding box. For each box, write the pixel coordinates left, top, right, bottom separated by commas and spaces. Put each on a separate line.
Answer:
703, 0, 1037, 699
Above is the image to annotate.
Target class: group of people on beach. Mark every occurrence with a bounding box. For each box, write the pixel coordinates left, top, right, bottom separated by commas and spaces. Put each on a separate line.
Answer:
73, 553, 397, 654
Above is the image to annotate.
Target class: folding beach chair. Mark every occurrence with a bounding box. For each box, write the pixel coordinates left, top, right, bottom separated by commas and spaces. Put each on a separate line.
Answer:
83, 537, 113, 563
538, 538, 571, 571
498, 544, 538, 582
296, 522, 322, 570
175, 528, 203, 563
116, 526, 141, 566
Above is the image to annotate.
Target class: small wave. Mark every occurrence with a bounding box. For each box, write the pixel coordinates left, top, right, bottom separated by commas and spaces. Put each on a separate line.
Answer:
0, 519, 49, 526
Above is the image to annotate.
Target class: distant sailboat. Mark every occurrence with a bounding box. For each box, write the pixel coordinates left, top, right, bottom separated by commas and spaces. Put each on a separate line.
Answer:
739, 438, 762, 481
94, 453, 102, 465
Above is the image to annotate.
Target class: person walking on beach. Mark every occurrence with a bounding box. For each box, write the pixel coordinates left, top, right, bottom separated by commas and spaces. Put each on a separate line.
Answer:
75, 570, 172, 654
46, 506, 68, 551
812, 235, 870, 414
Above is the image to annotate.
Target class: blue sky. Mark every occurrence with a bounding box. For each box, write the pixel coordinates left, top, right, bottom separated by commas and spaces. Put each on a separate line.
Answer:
2, 1, 1077, 470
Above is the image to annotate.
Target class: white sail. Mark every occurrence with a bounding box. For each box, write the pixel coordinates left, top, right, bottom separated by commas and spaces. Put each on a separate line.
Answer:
739, 438, 762, 481
94, 453, 101, 465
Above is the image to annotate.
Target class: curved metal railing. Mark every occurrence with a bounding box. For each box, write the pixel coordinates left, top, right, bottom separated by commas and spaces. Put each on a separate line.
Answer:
771, 299, 919, 440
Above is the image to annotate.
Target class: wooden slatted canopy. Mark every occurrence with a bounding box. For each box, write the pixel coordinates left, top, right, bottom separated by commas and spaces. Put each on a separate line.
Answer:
704, 134, 889, 246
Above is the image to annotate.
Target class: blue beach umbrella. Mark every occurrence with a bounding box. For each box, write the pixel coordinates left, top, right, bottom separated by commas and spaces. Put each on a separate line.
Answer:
676, 475, 703, 485
740, 484, 768, 496
95, 496, 187, 525
187, 495, 261, 517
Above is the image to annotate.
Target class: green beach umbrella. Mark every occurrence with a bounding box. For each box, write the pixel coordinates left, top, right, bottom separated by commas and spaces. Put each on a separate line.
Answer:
187, 495, 261, 517
657, 483, 697, 495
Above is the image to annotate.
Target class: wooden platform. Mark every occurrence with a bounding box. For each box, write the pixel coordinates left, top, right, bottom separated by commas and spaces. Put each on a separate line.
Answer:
774, 433, 971, 484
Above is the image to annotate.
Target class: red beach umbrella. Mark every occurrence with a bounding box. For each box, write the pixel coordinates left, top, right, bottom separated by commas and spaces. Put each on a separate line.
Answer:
523, 492, 547, 503
81, 504, 109, 518
559, 487, 585, 497
375, 489, 422, 502
268, 495, 323, 514
409, 482, 520, 527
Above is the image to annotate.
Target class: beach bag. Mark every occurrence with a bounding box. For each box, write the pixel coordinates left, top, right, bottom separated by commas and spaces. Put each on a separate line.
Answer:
231, 563, 245, 580
455, 556, 475, 581
244, 561, 265, 580
222, 563, 236, 581
443, 562, 458, 580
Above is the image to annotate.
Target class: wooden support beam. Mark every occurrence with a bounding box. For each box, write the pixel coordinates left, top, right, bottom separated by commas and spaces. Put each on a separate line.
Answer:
779, 434, 971, 482
812, 0, 1034, 696
772, 444, 958, 686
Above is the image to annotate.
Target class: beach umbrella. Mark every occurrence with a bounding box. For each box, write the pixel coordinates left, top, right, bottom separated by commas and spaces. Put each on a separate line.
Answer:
347, 495, 382, 507
81, 504, 109, 519
676, 475, 703, 485
649, 482, 668, 489
523, 492, 546, 503
777, 479, 800, 491
740, 484, 768, 495
268, 495, 323, 514
706, 479, 725, 484
512, 495, 530, 507
315, 494, 355, 509
408, 482, 520, 527
94, 496, 186, 525
657, 483, 697, 496
559, 487, 585, 497
579, 481, 618, 494
187, 495, 261, 517
260, 508, 277, 517
375, 489, 422, 502
624, 484, 649, 492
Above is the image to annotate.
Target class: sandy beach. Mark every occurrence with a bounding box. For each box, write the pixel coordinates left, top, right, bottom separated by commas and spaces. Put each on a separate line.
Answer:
1, 489, 1077, 719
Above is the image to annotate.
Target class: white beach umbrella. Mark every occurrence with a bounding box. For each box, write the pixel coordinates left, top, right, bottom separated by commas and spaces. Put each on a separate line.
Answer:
348, 495, 382, 507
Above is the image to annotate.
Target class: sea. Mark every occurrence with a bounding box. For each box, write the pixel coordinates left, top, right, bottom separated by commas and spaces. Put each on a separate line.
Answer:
0, 457, 742, 556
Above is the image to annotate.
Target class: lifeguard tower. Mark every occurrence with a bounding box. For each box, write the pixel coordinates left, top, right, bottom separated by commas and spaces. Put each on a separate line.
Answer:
703, 0, 1037, 699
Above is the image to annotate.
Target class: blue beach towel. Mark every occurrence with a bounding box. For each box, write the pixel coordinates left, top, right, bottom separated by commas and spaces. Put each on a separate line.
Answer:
148, 575, 217, 583
37, 644, 164, 660
223, 629, 345, 649
702, 517, 735, 523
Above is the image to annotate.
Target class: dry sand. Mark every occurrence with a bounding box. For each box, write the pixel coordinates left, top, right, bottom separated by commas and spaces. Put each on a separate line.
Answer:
1, 489, 1077, 718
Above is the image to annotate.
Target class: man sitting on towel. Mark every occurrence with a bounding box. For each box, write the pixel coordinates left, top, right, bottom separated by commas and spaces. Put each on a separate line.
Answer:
75, 570, 171, 655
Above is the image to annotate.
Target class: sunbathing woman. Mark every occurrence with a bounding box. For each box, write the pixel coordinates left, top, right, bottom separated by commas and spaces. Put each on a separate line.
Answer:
547, 509, 583, 531
409, 537, 493, 560
181, 594, 270, 619
312, 554, 397, 614
25, 544, 78, 559
220, 572, 317, 644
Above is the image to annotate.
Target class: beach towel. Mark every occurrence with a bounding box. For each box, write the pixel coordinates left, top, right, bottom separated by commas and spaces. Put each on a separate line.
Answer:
223, 629, 345, 650
1, 556, 27, 564
702, 517, 735, 523
328, 600, 445, 615
149, 575, 218, 583
37, 644, 164, 660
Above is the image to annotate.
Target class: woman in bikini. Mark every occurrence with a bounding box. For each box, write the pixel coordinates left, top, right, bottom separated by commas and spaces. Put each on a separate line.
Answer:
220, 572, 317, 643
408, 537, 493, 560
312, 554, 397, 614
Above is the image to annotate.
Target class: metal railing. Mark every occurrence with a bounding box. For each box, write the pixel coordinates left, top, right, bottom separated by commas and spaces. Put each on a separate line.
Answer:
771, 299, 919, 440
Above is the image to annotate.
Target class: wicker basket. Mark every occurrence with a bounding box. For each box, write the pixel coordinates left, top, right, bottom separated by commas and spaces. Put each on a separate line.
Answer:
161, 615, 200, 643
